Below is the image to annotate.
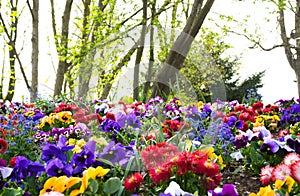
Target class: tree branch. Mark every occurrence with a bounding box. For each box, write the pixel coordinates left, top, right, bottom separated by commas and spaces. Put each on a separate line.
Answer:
26, 0, 34, 19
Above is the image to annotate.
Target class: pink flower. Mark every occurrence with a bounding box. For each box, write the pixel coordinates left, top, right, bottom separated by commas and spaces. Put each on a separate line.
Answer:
40, 192, 64, 196
284, 152, 300, 166
291, 160, 300, 183
260, 166, 274, 185
272, 164, 291, 181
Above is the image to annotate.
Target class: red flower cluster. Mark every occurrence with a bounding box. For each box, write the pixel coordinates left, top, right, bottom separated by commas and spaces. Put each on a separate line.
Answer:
141, 142, 179, 170
142, 144, 222, 190
162, 120, 189, 138
53, 103, 80, 113
0, 138, 8, 154
124, 172, 144, 192
9, 156, 18, 167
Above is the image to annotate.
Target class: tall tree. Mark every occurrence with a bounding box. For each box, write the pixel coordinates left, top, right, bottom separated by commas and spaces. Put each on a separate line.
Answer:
142, 0, 157, 102
133, 0, 147, 101
233, 0, 300, 98
0, 0, 30, 101
151, 0, 215, 100
27, 0, 39, 102
51, 0, 73, 97
279, 0, 300, 98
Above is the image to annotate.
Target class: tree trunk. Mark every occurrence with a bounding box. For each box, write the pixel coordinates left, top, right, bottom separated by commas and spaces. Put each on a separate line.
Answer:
151, 0, 215, 100
133, 0, 147, 101
142, 0, 156, 102
78, 0, 105, 99
30, 0, 39, 102
279, 1, 300, 98
6, 44, 16, 101
295, 0, 300, 98
53, 0, 73, 97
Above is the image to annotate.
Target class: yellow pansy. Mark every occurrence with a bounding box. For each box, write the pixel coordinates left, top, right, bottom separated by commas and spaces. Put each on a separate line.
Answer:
68, 138, 76, 146
70, 167, 110, 196
76, 139, 86, 147
57, 111, 72, 123
95, 166, 110, 177
197, 101, 203, 110
39, 176, 69, 195
66, 177, 81, 189
25, 111, 35, 117
72, 146, 82, 154
272, 115, 280, 121
285, 176, 295, 192
253, 116, 264, 127
249, 185, 275, 196
275, 176, 295, 193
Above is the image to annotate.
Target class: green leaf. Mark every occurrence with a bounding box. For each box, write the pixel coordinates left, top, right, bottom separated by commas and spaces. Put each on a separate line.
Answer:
103, 177, 121, 194
88, 179, 99, 194
1, 188, 23, 196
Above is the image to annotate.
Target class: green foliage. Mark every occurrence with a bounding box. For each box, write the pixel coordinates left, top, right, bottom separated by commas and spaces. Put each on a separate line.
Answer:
181, 29, 264, 103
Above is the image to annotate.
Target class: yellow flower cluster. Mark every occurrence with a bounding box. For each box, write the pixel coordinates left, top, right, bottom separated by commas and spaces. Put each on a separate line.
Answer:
249, 176, 295, 196
68, 139, 86, 154
37, 111, 73, 129
202, 146, 226, 169
289, 122, 300, 135
39, 166, 110, 196
253, 115, 280, 130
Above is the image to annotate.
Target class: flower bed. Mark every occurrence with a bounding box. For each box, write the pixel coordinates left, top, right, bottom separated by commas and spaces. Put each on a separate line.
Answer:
0, 97, 300, 195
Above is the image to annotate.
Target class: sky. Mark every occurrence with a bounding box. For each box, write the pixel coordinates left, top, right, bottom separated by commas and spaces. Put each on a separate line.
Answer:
210, 0, 298, 103
1, 0, 298, 104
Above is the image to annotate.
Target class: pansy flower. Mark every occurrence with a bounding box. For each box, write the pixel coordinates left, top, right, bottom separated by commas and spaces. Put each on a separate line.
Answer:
41, 135, 74, 163
260, 138, 280, 154
46, 158, 73, 177
98, 141, 126, 164
39, 176, 69, 195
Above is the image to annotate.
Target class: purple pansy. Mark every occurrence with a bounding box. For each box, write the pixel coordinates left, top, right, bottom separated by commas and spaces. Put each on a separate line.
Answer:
72, 140, 96, 169
209, 184, 238, 196
46, 158, 73, 177
98, 141, 126, 164
260, 138, 280, 154
11, 156, 44, 181
41, 135, 74, 163
99, 118, 121, 133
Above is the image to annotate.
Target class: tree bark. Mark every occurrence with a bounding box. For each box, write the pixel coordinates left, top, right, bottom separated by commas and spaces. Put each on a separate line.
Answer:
78, 0, 105, 99
151, 0, 215, 100
53, 0, 73, 97
133, 0, 147, 101
278, 1, 300, 98
29, 0, 39, 102
143, 0, 156, 102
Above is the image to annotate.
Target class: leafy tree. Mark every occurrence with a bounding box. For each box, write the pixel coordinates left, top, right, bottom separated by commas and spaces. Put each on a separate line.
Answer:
151, 0, 215, 100
0, 0, 30, 101
181, 30, 264, 102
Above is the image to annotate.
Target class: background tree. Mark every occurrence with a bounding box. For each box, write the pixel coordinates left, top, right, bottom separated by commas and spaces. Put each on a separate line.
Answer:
0, 0, 30, 101
181, 30, 264, 103
151, 0, 215, 100
51, 0, 73, 97
27, 0, 39, 102
226, 0, 300, 98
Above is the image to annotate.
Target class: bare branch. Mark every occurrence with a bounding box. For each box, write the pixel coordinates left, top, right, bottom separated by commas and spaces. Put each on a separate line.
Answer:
26, 0, 34, 18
